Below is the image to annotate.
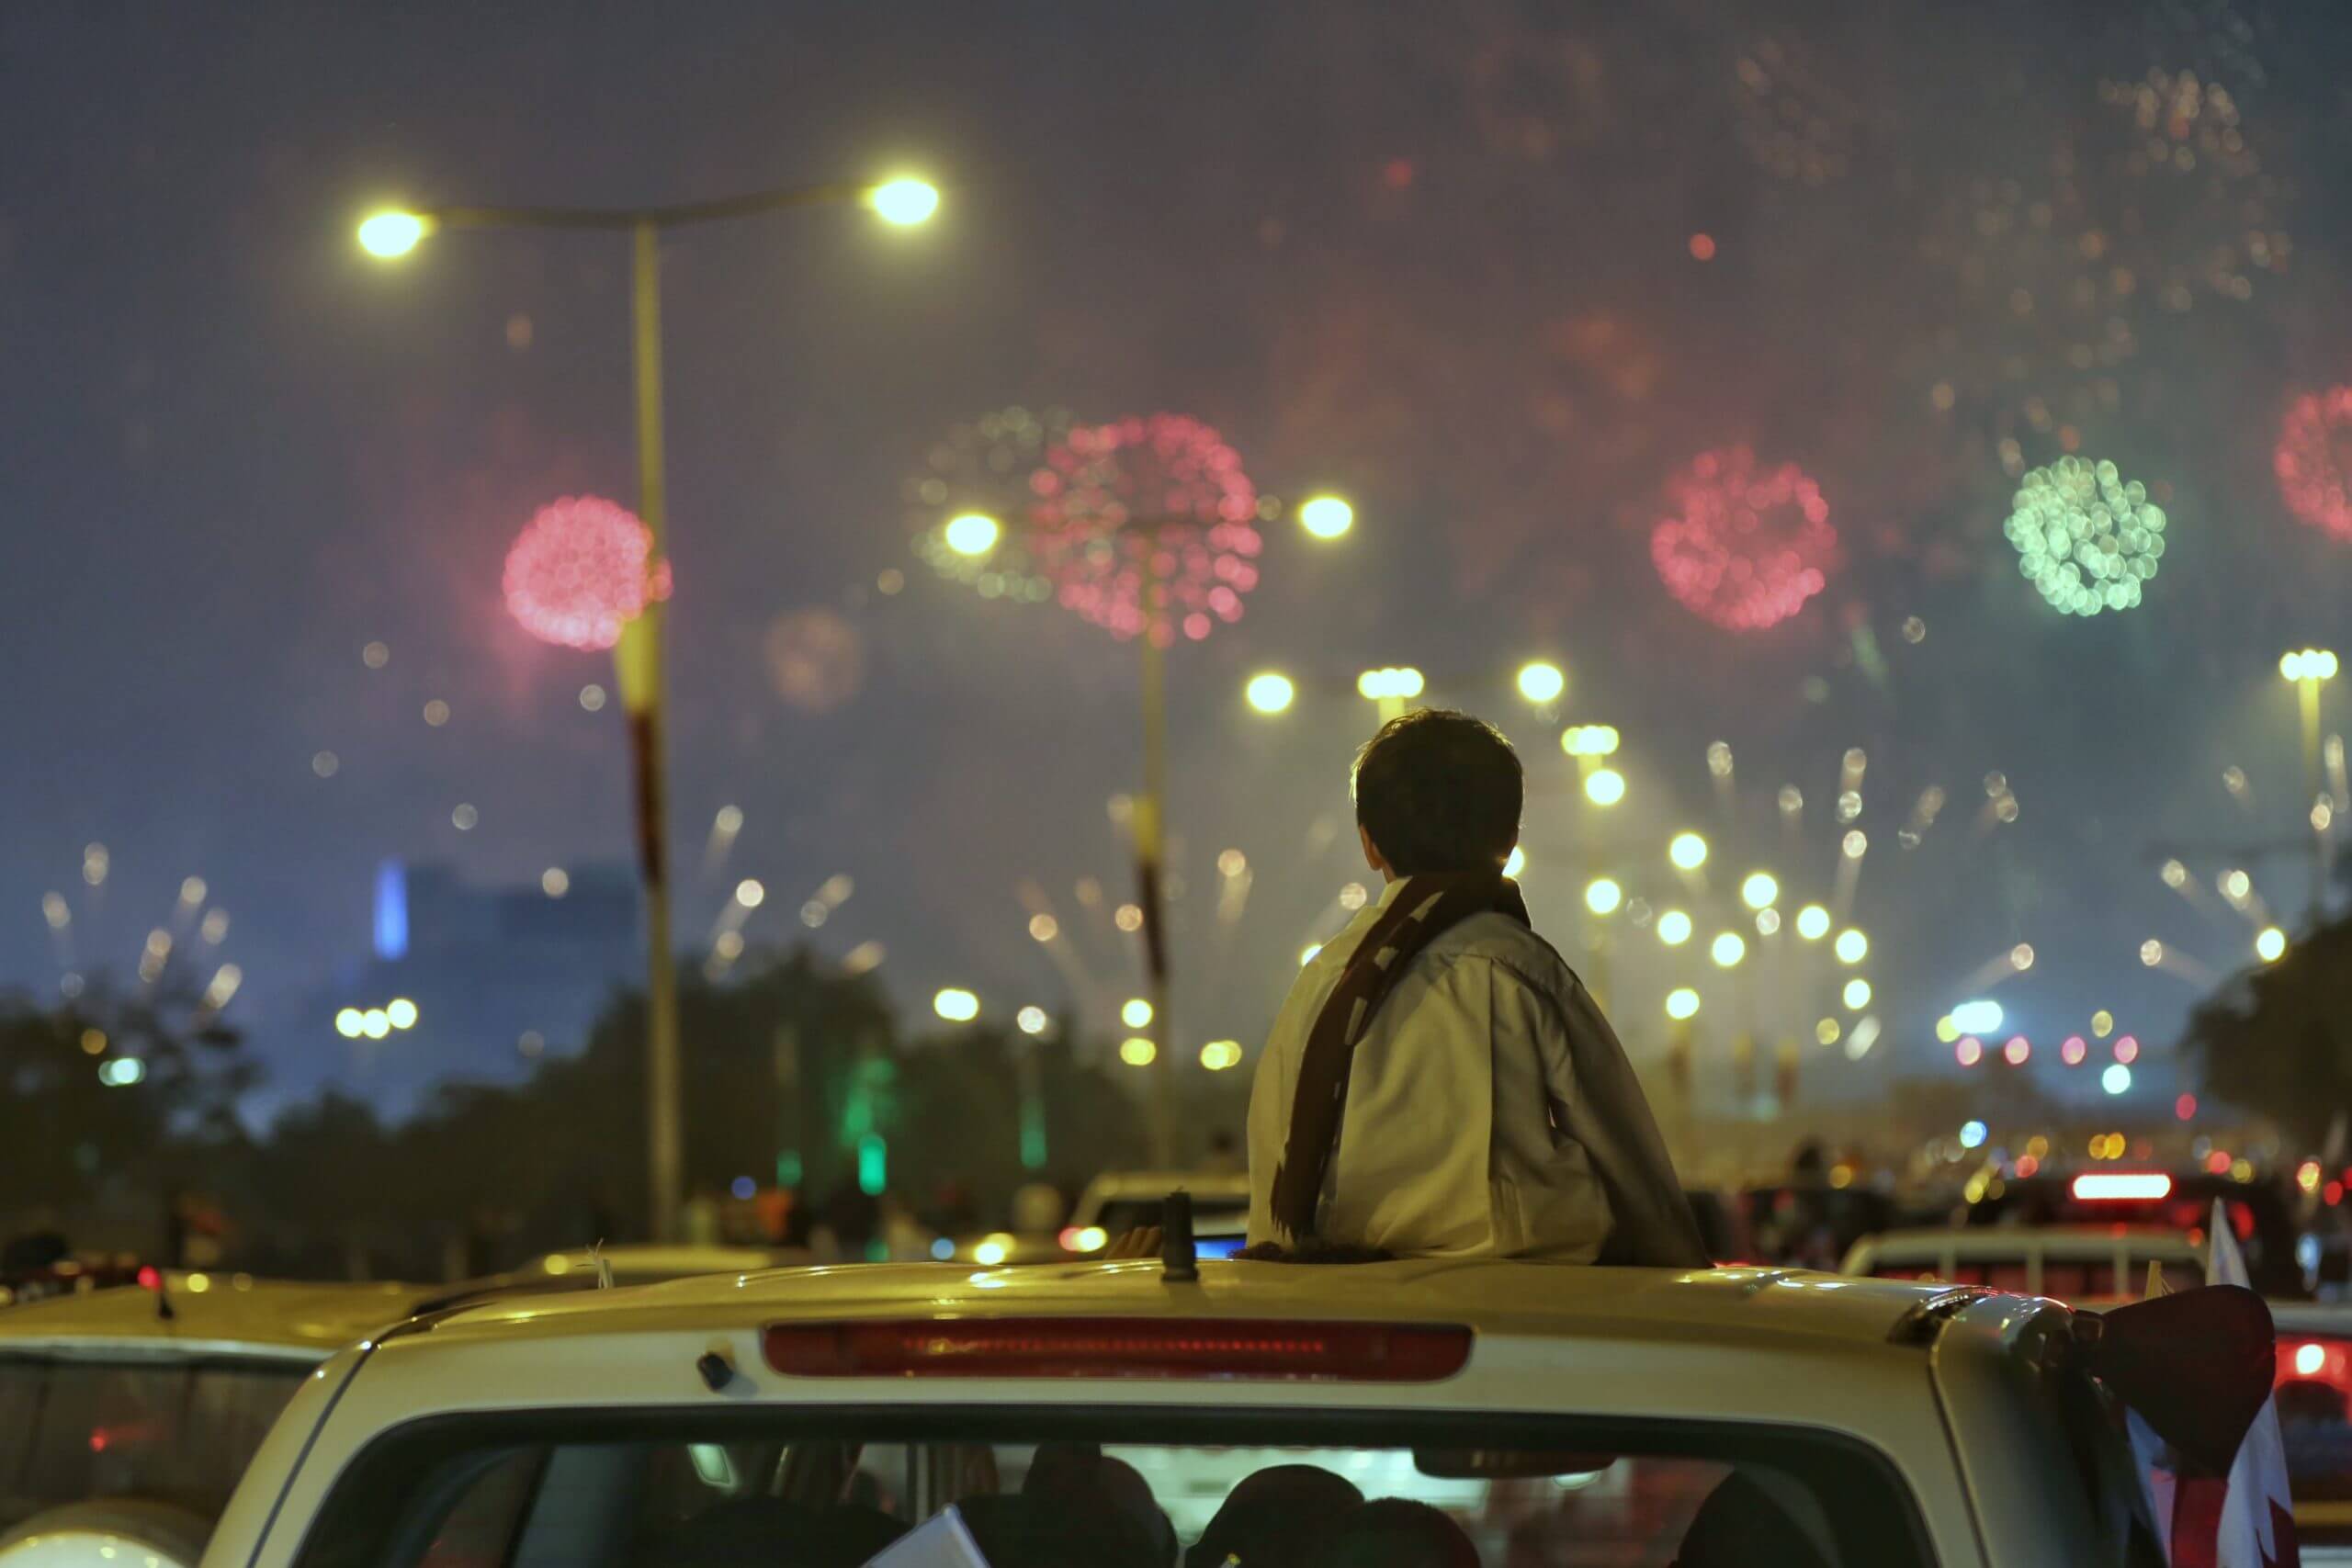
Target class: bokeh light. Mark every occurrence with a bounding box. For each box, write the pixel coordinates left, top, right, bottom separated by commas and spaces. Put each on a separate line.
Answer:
866, 178, 941, 227
1657, 909, 1692, 945
943, 513, 1001, 558
1668, 831, 1709, 871
1794, 904, 1830, 940
1834, 929, 1868, 964
1956, 1036, 1984, 1066
1584, 768, 1626, 806
1245, 672, 1295, 714
1650, 447, 1836, 632
1710, 931, 1746, 967
1516, 660, 1566, 703
2004, 457, 2166, 616
1844, 978, 1872, 1010
1031, 412, 1262, 644
2256, 925, 2288, 963
1118, 1037, 1157, 1066
1740, 872, 1779, 910
1585, 877, 1623, 916
2276, 389, 2352, 542
1297, 494, 1355, 539
906, 406, 1070, 599
933, 987, 979, 1023
1017, 1006, 1049, 1036
1121, 998, 1155, 1029
503, 497, 672, 651
1666, 987, 1701, 1021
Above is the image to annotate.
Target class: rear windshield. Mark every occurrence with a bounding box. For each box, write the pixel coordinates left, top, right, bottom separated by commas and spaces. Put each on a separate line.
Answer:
0, 1356, 311, 1529
288, 1408, 1929, 1568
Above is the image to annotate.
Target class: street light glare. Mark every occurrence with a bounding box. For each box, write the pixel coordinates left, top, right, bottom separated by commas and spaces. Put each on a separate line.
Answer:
942, 512, 1000, 558
1668, 831, 1709, 871
1666, 987, 1701, 1021
1584, 877, 1623, 916
1794, 904, 1831, 940
1584, 767, 1626, 807
1298, 494, 1355, 539
386, 998, 419, 1030
1121, 998, 1154, 1029
1245, 672, 1296, 715
2256, 925, 2289, 963
1516, 661, 1566, 704
357, 209, 429, 259
2281, 649, 2340, 682
932, 987, 979, 1023
1657, 909, 1693, 945
1834, 928, 1869, 964
1740, 872, 1779, 910
1710, 931, 1747, 968
866, 178, 941, 227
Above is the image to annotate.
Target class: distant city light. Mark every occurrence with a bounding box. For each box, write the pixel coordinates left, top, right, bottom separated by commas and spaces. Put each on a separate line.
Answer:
1950, 1000, 2004, 1034
423, 699, 450, 728
735, 878, 765, 908
1114, 904, 1145, 932
1563, 725, 1622, 758
1118, 1037, 1157, 1066
311, 750, 340, 778
1200, 1040, 1244, 1071
1244, 672, 1295, 714
1710, 931, 1747, 968
356, 209, 428, 258
865, 178, 941, 227
1584, 768, 1626, 806
1585, 878, 1623, 916
1833, 929, 1868, 964
1793, 904, 1830, 941
1657, 909, 1693, 946
1843, 978, 1871, 1010
1516, 661, 1566, 704
362, 640, 390, 669
1297, 494, 1355, 539
1816, 1018, 1840, 1045
1016, 1006, 1048, 1036
942, 513, 1001, 558
1121, 998, 1155, 1029
933, 987, 979, 1023
451, 804, 478, 830
2256, 926, 2288, 963
541, 868, 570, 898
1668, 832, 1709, 871
1960, 1120, 1988, 1149
1665, 987, 1701, 1021
579, 684, 607, 712
2176, 1093, 2198, 1121
1755, 908, 1781, 936
1028, 914, 1059, 942
1740, 872, 1779, 910
98, 1057, 146, 1088
79, 1029, 106, 1056
2102, 1063, 2133, 1096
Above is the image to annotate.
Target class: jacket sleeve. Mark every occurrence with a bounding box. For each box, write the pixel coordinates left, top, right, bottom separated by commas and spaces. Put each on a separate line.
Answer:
1244, 1017, 1289, 1247
1537, 976, 1713, 1269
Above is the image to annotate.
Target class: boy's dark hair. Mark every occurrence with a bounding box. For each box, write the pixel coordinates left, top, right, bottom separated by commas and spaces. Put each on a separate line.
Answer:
1351, 709, 1522, 876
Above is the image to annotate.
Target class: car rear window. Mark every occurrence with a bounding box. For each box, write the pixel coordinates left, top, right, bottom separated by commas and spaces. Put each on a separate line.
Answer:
288, 1408, 1930, 1568
0, 1356, 311, 1529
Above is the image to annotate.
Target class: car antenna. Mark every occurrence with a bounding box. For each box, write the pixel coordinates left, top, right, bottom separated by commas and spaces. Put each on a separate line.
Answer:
1160, 1190, 1199, 1283
138, 1265, 175, 1322
591, 1239, 614, 1290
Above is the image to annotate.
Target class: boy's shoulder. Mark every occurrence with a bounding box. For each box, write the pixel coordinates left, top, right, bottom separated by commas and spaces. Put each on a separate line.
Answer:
1427, 909, 1584, 996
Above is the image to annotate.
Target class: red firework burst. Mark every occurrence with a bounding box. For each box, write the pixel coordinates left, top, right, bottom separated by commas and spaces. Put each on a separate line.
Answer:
2276, 388, 2352, 543
1028, 413, 1262, 644
503, 496, 673, 650
1650, 448, 1836, 632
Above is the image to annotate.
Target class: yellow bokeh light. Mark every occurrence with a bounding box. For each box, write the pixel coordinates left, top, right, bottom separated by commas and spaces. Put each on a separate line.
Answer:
1583, 768, 1626, 807
1121, 998, 1154, 1029
933, 987, 979, 1022
1711, 931, 1747, 968
1516, 661, 1566, 704
1561, 725, 1621, 758
356, 209, 429, 258
1199, 1039, 1243, 1071
1935, 1015, 1961, 1043
1016, 1006, 1049, 1035
1816, 1018, 1841, 1045
1584, 877, 1623, 916
1245, 672, 1295, 714
1357, 666, 1425, 700
360, 1009, 391, 1040
1298, 494, 1355, 539
972, 1239, 1009, 1266
1834, 929, 1868, 964
1740, 872, 1779, 910
1071, 1225, 1108, 1253
1668, 832, 1709, 871
2256, 926, 2288, 963
334, 1009, 363, 1039
1118, 1036, 1157, 1066
1843, 977, 1872, 1010
866, 178, 941, 226
386, 998, 418, 1030
943, 512, 1000, 558
2091, 1009, 2114, 1037
1665, 987, 1701, 1021
1794, 904, 1830, 940
1657, 909, 1693, 946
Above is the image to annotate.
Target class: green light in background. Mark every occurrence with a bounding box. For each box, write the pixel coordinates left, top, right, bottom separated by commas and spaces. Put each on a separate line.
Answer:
775, 1149, 803, 1190
856, 1133, 888, 1196
1019, 1101, 1047, 1171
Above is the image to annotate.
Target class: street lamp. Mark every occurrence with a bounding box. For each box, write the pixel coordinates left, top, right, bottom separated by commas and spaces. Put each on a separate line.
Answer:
1358, 666, 1425, 723
1297, 494, 1356, 540
1585, 877, 1623, 916
1516, 661, 1566, 705
1244, 672, 1296, 715
2281, 647, 2338, 917
1740, 872, 1779, 910
358, 173, 940, 1242
943, 512, 1000, 558
1583, 767, 1626, 806
1668, 832, 1709, 872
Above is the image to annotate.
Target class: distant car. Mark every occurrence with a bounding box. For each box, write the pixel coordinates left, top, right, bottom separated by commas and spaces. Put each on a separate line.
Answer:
1963, 1169, 2304, 1297
927, 1231, 1069, 1267
0, 1252, 148, 1308
1736, 1181, 1901, 1269
2260, 1301, 2352, 1553
408, 1244, 811, 1312
1068, 1169, 1251, 1258
1841, 1225, 2204, 1302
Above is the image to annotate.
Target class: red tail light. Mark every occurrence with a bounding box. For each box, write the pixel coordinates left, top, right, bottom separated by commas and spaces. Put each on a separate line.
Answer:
763, 1317, 1472, 1382
2072, 1173, 2173, 1201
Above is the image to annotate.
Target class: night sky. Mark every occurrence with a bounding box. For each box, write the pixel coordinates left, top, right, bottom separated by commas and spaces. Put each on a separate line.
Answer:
6, 0, 2350, 1120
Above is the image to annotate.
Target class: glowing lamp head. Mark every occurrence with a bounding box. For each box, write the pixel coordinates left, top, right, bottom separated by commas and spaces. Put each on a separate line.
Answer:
1710, 931, 1746, 968
1843, 978, 1872, 1010
1740, 872, 1779, 910
1244, 672, 1295, 715
1665, 987, 1701, 1021
1516, 661, 1566, 704
385, 998, 418, 1030
2256, 926, 2288, 964
866, 178, 941, 227
1584, 768, 1626, 806
1657, 909, 1693, 946
357, 209, 429, 259
1118, 1037, 1157, 1066
942, 513, 1000, 558
932, 987, 979, 1023
1584, 878, 1623, 916
1793, 904, 1830, 941
1120, 998, 1154, 1029
1833, 929, 1868, 964
1297, 494, 1355, 540
1668, 831, 1709, 871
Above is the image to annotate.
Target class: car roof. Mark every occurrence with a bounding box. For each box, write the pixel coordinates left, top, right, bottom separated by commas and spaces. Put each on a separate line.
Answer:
1854, 1225, 2203, 1261
418, 1258, 1948, 1354
0, 1275, 428, 1360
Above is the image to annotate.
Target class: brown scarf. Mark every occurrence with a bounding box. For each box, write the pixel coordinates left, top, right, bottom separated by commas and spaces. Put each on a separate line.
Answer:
1268, 872, 1532, 1241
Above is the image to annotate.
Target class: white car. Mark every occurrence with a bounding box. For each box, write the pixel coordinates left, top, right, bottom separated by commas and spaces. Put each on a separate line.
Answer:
1068, 1170, 1251, 1257
197, 1254, 2223, 1566
1840, 1225, 2206, 1302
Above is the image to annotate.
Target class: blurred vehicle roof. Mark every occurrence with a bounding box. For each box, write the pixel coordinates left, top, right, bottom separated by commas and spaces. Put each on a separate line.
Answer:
0, 1274, 425, 1360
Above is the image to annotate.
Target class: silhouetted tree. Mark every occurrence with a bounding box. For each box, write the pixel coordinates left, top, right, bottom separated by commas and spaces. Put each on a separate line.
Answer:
2181, 912, 2352, 1147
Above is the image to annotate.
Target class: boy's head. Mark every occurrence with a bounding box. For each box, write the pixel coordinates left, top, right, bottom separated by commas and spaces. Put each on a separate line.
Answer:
1351, 709, 1522, 877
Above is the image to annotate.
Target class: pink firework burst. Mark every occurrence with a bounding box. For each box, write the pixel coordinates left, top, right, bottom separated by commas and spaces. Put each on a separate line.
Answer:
2276, 388, 2352, 543
1650, 448, 1837, 632
1028, 413, 1261, 644
503, 496, 673, 650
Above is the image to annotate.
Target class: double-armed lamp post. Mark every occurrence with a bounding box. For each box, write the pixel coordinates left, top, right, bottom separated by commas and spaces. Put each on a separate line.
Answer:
357, 176, 941, 1239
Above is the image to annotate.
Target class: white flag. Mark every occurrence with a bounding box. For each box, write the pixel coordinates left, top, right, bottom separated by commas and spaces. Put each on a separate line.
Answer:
2208, 1200, 2299, 1568
865, 1504, 991, 1568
